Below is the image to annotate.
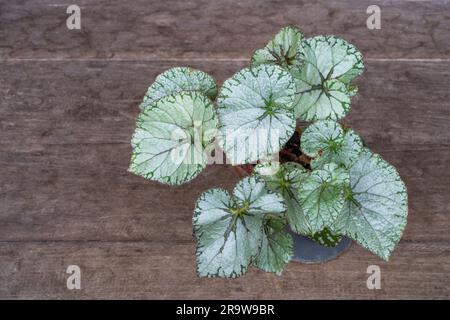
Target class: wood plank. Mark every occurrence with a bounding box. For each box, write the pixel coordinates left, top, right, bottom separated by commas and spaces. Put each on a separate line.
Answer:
0, 60, 243, 146
0, 143, 448, 242
0, 241, 448, 299
0, 60, 449, 243
0, 147, 239, 242
1, 0, 449, 301
1, 0, 449, 60
1, 60, 449, 147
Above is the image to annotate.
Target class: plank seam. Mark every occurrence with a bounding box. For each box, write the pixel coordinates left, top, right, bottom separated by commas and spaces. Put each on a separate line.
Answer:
1, 58, 450, 62
0, 239, 447, 244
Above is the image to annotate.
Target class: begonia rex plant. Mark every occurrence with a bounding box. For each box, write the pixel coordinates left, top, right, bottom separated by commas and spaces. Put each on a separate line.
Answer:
129, 27, 408, 278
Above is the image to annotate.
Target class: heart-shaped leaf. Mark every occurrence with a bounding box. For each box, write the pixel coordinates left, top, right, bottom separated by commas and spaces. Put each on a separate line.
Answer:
251, 26, 303, 68
301, 120, 363, 169
140, 67, 217, 110
218, 64, 297, 164
193, 176, 286, 278
130, 92, 218, 185
298, 162, 349, 233
253, 218, 293, 275
254, 162, 312, 235
333, 149, 408, 260
292, 35, 364, 121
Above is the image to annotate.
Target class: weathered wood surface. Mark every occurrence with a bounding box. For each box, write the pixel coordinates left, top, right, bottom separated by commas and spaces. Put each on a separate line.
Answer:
1, 241, 448, 299
0, 0, 449, 299
1, 60, 450, 243
1, 0, 449, 59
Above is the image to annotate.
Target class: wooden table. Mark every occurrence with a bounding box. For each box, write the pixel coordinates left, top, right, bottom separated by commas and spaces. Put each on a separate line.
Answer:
1, 0, 449, 299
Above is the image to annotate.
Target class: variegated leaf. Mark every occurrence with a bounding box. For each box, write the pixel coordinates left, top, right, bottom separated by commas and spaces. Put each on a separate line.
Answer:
140, 67, 217, 110
298, 163, 349, 233
253, 218, 293, 275
292, 35, 364, 121
300, 120, 363, 169
251, 26, 303, 68
218, 64, 296, 164
130, 92, 218, 185
193, 176, 286, 278
254, 162, 312, 235
333, 148, 408, 260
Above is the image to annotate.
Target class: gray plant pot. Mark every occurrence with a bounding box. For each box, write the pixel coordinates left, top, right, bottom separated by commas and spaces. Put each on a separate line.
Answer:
287, 229, 352, 264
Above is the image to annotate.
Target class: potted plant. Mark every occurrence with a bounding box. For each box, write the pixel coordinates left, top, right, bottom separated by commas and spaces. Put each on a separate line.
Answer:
129, 27, 408, 278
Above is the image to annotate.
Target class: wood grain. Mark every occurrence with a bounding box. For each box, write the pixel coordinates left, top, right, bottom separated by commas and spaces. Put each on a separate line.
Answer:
1, 241, 448, 299
1, 142, 448, 242
0, 0, 449, 60
0, 60, 449, 244
1, 60, 449, 147
0, 0, 449, 299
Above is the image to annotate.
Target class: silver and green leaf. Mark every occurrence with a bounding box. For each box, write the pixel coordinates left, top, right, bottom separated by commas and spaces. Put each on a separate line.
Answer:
298, 162, 349, 233
333, 148, 408, 260
254, 162, 312, 235
253, 218, 293, 275
140, 67, 217, 110
301, 120, 363, 169
130, 92, 218, 185
193, 176, 286, 278
251, 26, 303, 69
217, 64, 297, 164
292, 35, 364, 121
